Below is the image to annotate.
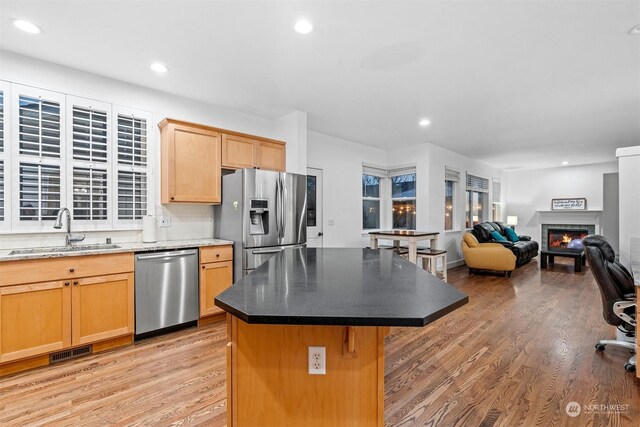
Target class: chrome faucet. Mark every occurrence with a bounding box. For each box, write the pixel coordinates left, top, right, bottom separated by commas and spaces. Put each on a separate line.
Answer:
53, 208, 85, 246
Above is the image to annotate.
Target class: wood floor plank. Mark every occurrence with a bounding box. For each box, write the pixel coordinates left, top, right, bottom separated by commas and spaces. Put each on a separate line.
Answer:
0, 258, 638, 426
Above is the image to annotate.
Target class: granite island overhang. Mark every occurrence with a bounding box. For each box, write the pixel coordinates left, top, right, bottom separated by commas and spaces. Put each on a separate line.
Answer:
215, 247, 468, 426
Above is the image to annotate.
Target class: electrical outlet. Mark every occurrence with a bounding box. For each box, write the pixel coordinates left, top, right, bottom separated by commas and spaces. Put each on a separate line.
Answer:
159, 216, 171, 227
308, 346, 326, 375
328, 219, 335, 226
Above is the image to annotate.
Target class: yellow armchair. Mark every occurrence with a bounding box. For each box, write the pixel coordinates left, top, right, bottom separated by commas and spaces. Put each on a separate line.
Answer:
461, 232, 516, 276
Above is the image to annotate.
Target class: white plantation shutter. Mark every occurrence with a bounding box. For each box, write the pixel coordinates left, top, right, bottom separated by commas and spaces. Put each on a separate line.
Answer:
18, 162, 61, 220
67, 97, 111, 225
11, 85, 66, 229
113, 106, 151, 224
0, 82, 7, 225
466, 173, 489, 193
0, 160, 4, 221
492, 180, 501, 203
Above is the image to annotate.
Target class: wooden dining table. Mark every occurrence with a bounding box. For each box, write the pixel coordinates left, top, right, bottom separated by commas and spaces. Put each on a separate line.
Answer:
369, 230, 440, 264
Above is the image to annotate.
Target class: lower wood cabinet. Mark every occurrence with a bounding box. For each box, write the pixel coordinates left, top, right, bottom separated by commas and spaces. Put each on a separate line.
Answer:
200, 261, 233, 317
0, 281, 71, 363
199, 245, 234, 317
0, 272, 134, 364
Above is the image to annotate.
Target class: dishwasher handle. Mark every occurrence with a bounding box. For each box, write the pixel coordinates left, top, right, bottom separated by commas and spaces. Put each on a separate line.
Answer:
136, 249, 198, 260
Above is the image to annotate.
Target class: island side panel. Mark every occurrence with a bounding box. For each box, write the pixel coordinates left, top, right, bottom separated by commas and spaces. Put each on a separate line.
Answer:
227, 316, 384, 427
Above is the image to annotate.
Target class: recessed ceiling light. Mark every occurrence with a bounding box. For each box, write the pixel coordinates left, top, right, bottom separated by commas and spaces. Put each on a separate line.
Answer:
150, 62, 169, 73
13, 19, 41, 34
561, 161, 569, 165
419, 118, 431, 127
294, 19, 313, 34
628, 24, 640, 35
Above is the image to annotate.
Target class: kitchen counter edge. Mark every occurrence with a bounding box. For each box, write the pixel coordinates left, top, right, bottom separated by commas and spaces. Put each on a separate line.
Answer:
0, 238, 234, 262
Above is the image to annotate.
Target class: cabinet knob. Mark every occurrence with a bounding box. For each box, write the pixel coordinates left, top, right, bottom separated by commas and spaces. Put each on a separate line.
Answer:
216, 254, 220, 258
69, 268, 75, 272
73, 281, 79, 286
170, 197, 175, 200
64, 282, 70, 286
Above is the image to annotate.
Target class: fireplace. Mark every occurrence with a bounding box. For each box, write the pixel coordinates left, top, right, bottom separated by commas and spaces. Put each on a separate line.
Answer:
547, 228, 588, 251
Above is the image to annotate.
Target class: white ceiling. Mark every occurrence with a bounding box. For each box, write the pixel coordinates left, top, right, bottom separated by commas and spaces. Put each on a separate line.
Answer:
1, 0, 639, 170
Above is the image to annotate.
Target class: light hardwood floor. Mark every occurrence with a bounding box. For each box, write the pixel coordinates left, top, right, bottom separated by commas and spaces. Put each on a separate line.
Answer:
1, 258, 638, 426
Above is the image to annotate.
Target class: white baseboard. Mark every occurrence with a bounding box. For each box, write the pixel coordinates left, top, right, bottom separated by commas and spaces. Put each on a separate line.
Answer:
447, 259, 466, 269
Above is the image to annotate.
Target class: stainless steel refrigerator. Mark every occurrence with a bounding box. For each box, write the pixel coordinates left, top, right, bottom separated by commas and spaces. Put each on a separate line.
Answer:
214, 168, 307, 280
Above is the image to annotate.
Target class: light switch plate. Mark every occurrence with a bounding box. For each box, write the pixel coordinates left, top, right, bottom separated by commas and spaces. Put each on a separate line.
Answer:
159, 216, 171, 227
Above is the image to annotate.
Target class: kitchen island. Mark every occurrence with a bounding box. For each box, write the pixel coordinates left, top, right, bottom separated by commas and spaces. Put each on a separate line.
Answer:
215, 247, 468, 427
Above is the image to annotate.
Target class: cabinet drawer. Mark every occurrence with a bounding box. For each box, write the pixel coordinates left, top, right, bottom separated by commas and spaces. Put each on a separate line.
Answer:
200, 245, 233, 263
0, 253, 134, 287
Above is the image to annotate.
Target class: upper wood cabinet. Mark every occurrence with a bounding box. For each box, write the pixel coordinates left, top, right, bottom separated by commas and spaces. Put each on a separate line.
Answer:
222, 134, 286, 172
222, 134, 256, 169
160, 119, 222, 204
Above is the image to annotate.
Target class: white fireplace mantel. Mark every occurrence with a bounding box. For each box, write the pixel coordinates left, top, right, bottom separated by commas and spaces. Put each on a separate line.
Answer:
536, 210, 603, 243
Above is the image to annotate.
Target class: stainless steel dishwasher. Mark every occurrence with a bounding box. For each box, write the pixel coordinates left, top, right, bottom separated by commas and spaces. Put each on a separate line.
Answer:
134, 249, 199, 338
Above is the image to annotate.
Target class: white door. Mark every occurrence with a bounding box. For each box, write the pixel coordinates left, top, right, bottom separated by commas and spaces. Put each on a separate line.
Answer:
306, 168, 323, 248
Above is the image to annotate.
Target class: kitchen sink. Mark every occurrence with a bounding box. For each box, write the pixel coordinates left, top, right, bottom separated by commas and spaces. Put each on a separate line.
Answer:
9, 243, 121, 255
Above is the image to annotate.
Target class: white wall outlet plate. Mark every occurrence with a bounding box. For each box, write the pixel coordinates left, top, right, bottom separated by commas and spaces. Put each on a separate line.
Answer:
328, 219, 335, 226
308, 346, 326, 375
159, 216, 171, 227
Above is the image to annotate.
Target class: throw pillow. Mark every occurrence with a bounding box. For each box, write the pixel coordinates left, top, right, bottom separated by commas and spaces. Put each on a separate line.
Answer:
505, 227, 520, 242
490, 230, 507, 241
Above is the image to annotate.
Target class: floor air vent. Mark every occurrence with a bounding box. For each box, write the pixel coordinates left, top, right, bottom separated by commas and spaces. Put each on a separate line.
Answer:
50, 345, 92, 363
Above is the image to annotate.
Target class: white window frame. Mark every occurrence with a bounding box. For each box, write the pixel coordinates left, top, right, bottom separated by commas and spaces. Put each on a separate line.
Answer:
10, 84, 67, 233
362, 169, 384, 231
444, 167, 460, 232
465, 172, 490, 229
66, 96, 112, 231
112, 105, 153, 230
0, 80, 11, 232
389, 168, 416, 230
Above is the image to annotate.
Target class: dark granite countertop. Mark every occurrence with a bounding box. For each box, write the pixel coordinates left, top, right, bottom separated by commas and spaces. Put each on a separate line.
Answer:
215, 247, 468, 327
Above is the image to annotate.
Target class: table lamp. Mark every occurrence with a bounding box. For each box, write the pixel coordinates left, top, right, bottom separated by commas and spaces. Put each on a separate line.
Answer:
506, 216, 518, 231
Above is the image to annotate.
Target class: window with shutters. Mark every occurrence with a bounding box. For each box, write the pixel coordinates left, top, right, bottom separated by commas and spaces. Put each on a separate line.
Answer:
491, 179, 502, 221
444, 168, 460, 231
12, 85, 66, 231
0, 81, 7, 226
465, 173, 489, 228
67, 97, 111, 227
113, 106, 151, 225
1, 82, 152, 233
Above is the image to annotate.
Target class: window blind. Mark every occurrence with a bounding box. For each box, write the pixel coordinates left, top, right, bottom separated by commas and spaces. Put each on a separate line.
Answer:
0, 89, 4, 153
0, 160, 4, 221
362, 164, 387, 177
19, 162, 61, 221
117, 170, 147, 220
466, 173, 489, 193
117, 115, 147, 167
73, 167, 108, 220
72, 106, 108, 162
387, 166, 416, 177
445, 168, 460, 182
18, 95, 61, 158
492, 180, 501, 203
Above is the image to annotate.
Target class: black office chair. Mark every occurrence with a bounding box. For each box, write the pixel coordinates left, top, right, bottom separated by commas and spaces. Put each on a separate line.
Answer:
583, 235, 636, 373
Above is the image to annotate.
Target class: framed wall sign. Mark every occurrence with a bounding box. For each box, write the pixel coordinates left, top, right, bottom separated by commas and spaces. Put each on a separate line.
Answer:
551, 198, 587, 210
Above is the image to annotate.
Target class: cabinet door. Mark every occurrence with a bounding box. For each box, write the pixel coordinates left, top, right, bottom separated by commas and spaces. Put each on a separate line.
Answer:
167, 124, 221, 203
257, 141, 286, 172
0, 281, 71, 363
71, 273, 134, 346
200, 261, 233, 317
222, 134, 256, 169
